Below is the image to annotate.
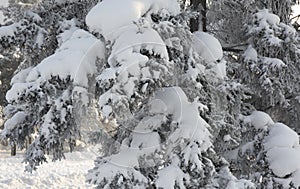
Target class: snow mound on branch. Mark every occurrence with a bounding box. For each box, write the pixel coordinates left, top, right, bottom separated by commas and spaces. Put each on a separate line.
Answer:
257, 114, 300, 187
264, 123, 299, 150
6, 82, 35, 102
255, 9, 280, 26
156, 159, 188, 189
244, 111, 274, 129
150, 87, 212, 150
10, 67, 33, 85
3, 111, 26, 132
243, 45, 258, 62
0, 23, 21, 37
109, 24, 168, 66
26, 29, 105, 87
267, 147, 300, 178
264, 122, 300, 178
192, 31, 223, 63
262, 57, 286, 69
86, 0, 180, 39
243, 111, 300, 187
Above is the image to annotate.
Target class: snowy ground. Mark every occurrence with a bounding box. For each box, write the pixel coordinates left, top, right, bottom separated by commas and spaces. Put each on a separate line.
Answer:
0, 147, 99, 189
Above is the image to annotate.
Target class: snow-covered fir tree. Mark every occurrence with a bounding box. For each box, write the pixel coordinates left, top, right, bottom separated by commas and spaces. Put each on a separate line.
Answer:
1, 0, 300, 188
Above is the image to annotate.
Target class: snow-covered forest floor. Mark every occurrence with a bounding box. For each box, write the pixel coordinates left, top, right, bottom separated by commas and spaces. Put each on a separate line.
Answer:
0, 146, 98, 188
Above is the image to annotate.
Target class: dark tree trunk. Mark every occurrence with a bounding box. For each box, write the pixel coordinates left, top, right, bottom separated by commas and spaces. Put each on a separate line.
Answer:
11, 144, 16, 156
190, 0, 207, 32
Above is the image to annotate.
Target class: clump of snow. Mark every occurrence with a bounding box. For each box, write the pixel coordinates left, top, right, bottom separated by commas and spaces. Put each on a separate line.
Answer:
255, 9, 280, 26
217, 167, 255, 189
156, 158, 188, 189
264, 122, 300, 181
262, 57, 286, 69
243, 45, 258, 62
266, 147, 300, 178
192, 31, 223, 63
86, 0, 180, 39
0, 23, 21, 37
0, 0, 8, 23
109, 24, 168, 66
6, 82, 36, 102
244, 111, 274, 129
150, 87, 212, 151
2, 111, 26, 133
10, 67, 33, 85
26, 29, 105, 87
57, 18, 80, 46
250, 111, 300, 187
264, 123, 299, 150
209, 59, 227, 80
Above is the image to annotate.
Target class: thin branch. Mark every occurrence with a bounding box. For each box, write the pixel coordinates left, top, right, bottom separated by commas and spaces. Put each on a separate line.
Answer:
222, 47, 244, 53
290, 14, 300, 21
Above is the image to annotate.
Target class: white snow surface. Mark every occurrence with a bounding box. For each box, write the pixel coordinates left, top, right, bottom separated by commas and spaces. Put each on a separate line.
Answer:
3, 111, 26, 132
255, 9, 280, 26
0, 23, 21, 37
250, 112, 300, 187
10, 67, 33, 85
109, 24, 168, 66
0, 149, 98, 189
244, 111, 300, 187
264, 123, 299, 150
267, 147, 300, 178
156, 160, 188, 189
26, 29, 105, 87
244, 111, 274, 130
86, 0, 180, 39
0, 0, 8, 23
262, 57, 286, 69
243, 45, 258, 62
149, 87, 212, 151
264, 122, 300, 180
192, 31, 223, 63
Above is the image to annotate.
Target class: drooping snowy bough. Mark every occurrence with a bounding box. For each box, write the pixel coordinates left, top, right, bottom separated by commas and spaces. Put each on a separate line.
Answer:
85, 0, 254, 188
2, 28, 105, 171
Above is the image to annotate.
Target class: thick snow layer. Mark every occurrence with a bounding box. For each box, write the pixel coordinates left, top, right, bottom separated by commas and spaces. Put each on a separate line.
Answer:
0, 0, 8, 23
150, 87, 212, 151
264, 123, 299, 150
57, 19, 79, 46
266, 147, 300, 177
6, 82, 35, 102
255, 9, 280, 26
0, 23, 21, 37
260, 115, 300, 186
0, 149, 97, 188
243, 45, 258, 62
192, 31, 223, 63
86, 0, 180, 39
109, 25, 168, 66
10, 67, 33, 85
244, 111, 274, 129
26, 29, 105, 87
209, 59, 227, 80
262, 57, 286, 69
2, 111, 26, 132
156, 162, 188, 189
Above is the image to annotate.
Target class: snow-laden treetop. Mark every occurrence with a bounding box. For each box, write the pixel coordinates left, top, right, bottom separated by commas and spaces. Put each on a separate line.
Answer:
86, 0, 180, 39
